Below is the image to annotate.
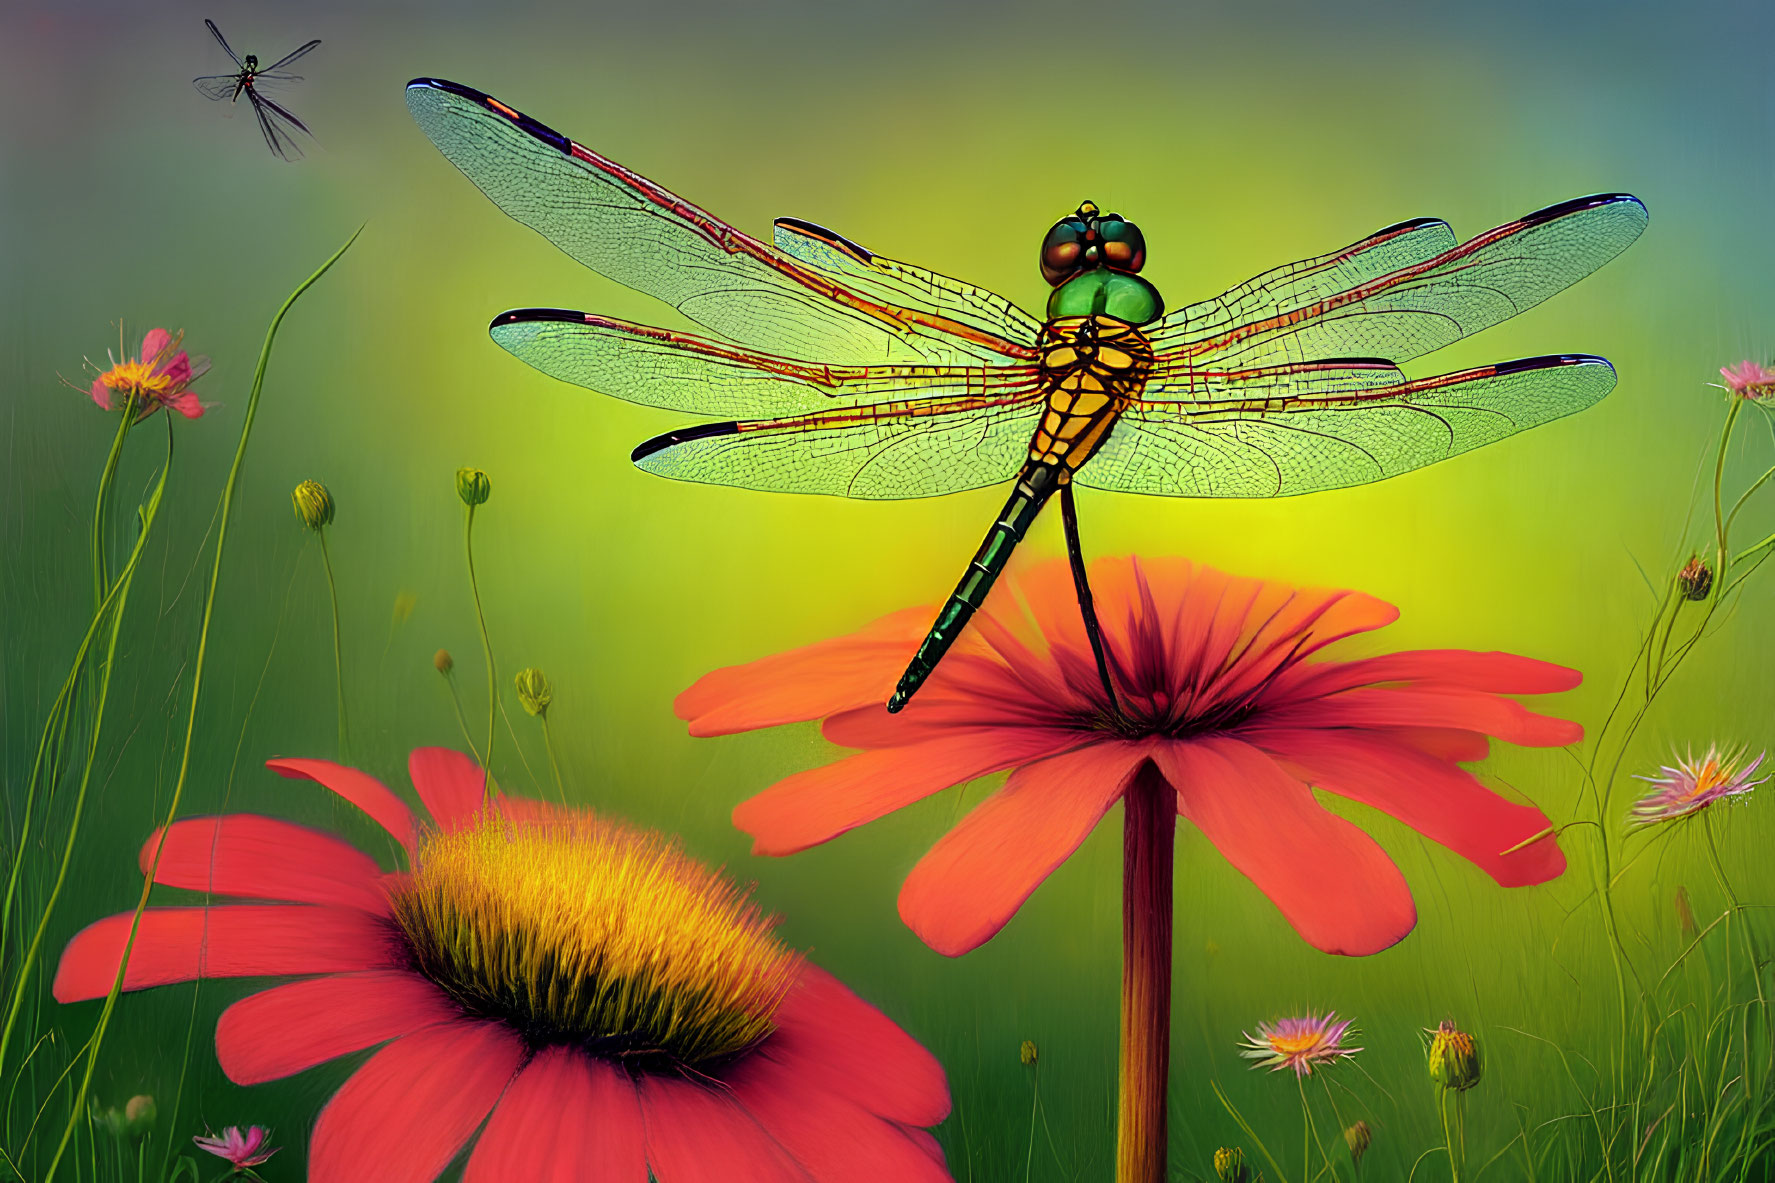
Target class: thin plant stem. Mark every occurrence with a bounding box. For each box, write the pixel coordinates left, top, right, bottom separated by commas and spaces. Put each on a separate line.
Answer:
0, 442, 168, 1077
1441, 1088, 1460, 1183
539, 715, 566, 804
89, 391, 138, 612
438, 670, 484, 764
1060, 484, 1120, 716
1023, 1060, 1039, 1183
464, 503, 495, 801
46, 227, 360, 1181
317, 529, 349, 760
1116, 762, 1174, 1183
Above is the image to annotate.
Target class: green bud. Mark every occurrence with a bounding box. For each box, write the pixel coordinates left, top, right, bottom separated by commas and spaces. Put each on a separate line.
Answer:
1019, 1039, 1038, 1067
434, 649, 455, 675
456, 467, 491, 508
124, 1095, 157, 1137
292, 479, 334, 530
1426, 1020, 1483, 1091
514, 667, 553, 718
1213, 1146, 1250, 1183
1344, 1119, 1371, 1167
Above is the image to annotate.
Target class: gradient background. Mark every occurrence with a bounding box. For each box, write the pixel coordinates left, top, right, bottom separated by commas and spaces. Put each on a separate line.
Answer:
3, 0, 1774, 1178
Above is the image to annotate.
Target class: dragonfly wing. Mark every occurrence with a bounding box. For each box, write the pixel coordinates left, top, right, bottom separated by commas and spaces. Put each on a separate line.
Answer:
1152, 194, 1647, 369
491, 308, 1042, 418
249, 90, 307, 160
771, 218, 1044, 349
192, 74, 241, 100
405, 79, 1033, 368
204, 20, 243, 68
1076, 354, 1615, 497
262, 39, 321, 73
630, 394, 1044, 499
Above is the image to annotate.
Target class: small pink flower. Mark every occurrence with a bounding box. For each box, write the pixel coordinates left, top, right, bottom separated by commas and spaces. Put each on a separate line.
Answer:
192, 1125, 278, 1169
1719, 360, 1775, 401
1239, 1011, 1361, 1077
1631, 746, 1766, 825
87, 328, 209, 420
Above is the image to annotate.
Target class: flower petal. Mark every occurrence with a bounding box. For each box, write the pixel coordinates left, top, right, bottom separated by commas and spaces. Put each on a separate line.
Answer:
734, 727, 1082, 857
640, 1074, 810, 1183
308, 1022, 523, 1183
726, 1050, 951, 1183
164, 390, 204, 419
215, 970, 461, 1085
90, 378, 114, 409
139, 815, 388, 912
1155, 738, 1416, 955
409, 747, 493, 831
1252, 727, 1565, 886
766, 964, 949, 1127
1263, 686, 1582, 747
1272, 649, 1582, 702
676, 608, 937, 737
53, 906, 394, 1002
138, 328, 172, 365
899, 740, 1150, 956
464, 1048, 647, 1183
265, 758, 415, 852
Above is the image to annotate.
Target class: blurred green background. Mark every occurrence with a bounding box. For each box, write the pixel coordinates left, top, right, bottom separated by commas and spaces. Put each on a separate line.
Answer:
3, 0, 1773, 1178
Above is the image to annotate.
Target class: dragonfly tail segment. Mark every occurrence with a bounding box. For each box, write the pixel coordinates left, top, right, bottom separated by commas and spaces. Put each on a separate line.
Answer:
887, 465, 1062, 713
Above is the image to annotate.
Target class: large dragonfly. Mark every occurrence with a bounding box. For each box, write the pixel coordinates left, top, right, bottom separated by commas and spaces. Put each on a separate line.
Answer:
406, 78, 1646, 712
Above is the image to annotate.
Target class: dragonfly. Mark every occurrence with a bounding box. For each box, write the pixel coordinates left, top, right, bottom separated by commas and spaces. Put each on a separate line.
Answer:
406, 78, 1647, 713
193, 19, 320, 161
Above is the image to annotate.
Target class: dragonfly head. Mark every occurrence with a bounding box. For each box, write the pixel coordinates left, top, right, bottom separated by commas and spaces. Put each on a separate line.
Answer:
1040, 200, 1147, 286
243, 53, 259, 71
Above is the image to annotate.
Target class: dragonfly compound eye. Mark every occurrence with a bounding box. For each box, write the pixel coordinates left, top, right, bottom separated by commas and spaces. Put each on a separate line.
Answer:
1040, 218, 1092, 286
1096, 217, 1147, 273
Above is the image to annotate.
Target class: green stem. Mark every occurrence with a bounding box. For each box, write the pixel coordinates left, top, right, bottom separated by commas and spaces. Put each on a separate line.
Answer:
46, 227, 360, 1182
318, 529, 349, 760
1715, 398, 1744, 569
1441, 1088, 1460, 1183
1024, 1061, 1039, 1183
1299, 1075, 1310, 1183
439, 672, 484, 764
465, 504, 495, 801
89, 392, 137, 613
0, 443, 169, 1078
540, 715, 566, 804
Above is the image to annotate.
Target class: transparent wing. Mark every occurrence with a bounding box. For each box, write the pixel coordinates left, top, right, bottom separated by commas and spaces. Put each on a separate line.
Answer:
203, 20, 243, 68
249, 89, 310, 161
192, 74, 241, 101
1076, 354, 1615, 497
490, 308, 1041, 418
771, 218, 1044, 350
1151, 195, 1647, 369
404, 79, 1034, 368
629, 393, 1045, 499
262, 39, 320, 73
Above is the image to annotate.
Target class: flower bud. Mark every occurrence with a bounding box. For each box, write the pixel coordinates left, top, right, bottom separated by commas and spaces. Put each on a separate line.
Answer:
1019, 1039, 1038, 1067
1344, 1119, 1372, 1167
291, 480, 334, 530
1426, 1020, 1482, 1091
514, 667, 553, 718
1678, 555, 1712, 602
90, 1102, 128, 1139
434, 648, 454, 675
456, 467, 491, 508
125, 1094, 157, 1137
1213, 1146, 1250, 1183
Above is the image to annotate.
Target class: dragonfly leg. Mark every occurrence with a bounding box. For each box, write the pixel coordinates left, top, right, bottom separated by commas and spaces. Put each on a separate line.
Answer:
1060, 483, 1121, 718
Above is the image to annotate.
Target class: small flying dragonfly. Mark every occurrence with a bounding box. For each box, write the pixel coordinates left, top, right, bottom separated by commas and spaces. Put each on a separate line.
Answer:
406, 78, 1647, 713
193, 20, 320, 161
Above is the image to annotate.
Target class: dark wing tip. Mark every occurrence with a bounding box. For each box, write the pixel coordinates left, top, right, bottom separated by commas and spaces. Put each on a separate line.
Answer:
1521, 192, 1648, 227
404, 78, 571, 156
631, 421, 740, 464
1371, 215, 1451, 238
775, 217, 875, 265
1493, 353, 1614, 377
489, 308, 592, 332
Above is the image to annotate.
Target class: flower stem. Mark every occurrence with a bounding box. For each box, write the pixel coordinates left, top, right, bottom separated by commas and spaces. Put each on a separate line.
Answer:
540, 715, 567, 804
89, 391, 137, 613
318, 529, 350, 761
1116, 761, 1175, 1183
464, 503, 496, 801
1024, 1060, 1040, 1183
46, 227, 360, 1182
1440, 1088, 1460, 1183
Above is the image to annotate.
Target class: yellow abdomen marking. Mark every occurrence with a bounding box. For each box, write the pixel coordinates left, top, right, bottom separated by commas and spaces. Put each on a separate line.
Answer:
1031, 314, 1155, 477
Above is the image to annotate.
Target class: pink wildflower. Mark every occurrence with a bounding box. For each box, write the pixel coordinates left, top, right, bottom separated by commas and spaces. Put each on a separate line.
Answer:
192, 1125, 278, 1168
88, 328, 208, 419
1239, 1012, 1361, 1077
1719, 360, 1775, 401
1630, 747, 1766, 825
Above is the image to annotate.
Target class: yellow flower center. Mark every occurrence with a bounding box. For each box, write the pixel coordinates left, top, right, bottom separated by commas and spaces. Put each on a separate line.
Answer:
1269, 1031, 1320, 1057
98, 357, 180, 402
389, 809, 801, 1069
1686, 759, 1728, 801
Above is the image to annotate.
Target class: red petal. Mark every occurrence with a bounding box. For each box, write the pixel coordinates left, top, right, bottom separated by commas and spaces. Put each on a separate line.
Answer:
215, 971, 460, 1085
899, 1124, 946, 1165
675, 608, 935, 737
266, 758, 415, 852
1155, 738, 1417, 956
734, 727, 1082, 856
821, 682, 1073, 749
1273, 650, 1582, 701
766, 964, 949, 1127
409, 747, 494, 830
1264, 686, 1582, 747
639, 1075, 809, 1183
1251, 727, 1565, 886
138, 327, 172, 365
308, 1022, 523, 1183
139, 815, 387, 912
899, 741, 1149, 956
53, 905, 394, 1002
726, 1050, 951, 1183
464, 1049, 647, 1183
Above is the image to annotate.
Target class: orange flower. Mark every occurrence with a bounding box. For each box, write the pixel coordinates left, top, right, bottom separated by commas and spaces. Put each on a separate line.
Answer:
680, 557, 1578, 957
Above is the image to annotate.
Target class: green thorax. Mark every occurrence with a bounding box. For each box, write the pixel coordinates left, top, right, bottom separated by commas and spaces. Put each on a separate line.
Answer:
1046, 268, 1164, 326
